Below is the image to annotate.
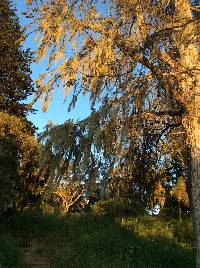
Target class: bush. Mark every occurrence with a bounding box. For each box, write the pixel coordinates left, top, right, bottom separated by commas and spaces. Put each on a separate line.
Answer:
172, 219, 194, 244
91, 199, 142, 217
120, 215, 174, 240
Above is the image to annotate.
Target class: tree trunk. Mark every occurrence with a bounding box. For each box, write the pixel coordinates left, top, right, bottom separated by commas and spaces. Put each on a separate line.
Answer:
190, 130, 200, 268
178, 202, 182, 223
174, 1, 200, 267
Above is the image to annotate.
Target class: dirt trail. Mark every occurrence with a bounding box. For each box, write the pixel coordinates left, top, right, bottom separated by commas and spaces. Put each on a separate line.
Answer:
21, 239, 51, 268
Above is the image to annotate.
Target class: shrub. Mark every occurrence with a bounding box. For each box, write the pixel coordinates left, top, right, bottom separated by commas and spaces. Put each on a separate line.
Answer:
172, 219, 194, 245
91, 199, 142, 217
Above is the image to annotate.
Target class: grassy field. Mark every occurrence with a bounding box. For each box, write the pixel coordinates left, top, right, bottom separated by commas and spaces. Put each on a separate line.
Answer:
0, 212, 195, 268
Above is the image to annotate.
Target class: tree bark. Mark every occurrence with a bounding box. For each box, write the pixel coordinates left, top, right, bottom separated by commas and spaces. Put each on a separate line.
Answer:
178, 202, 182, 223
191, 130, 200, 268
174, 1, 200, 266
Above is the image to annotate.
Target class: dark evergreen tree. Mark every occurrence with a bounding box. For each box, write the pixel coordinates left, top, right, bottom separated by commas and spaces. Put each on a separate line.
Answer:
0, 0, 34, 117
0, 1, 42, 214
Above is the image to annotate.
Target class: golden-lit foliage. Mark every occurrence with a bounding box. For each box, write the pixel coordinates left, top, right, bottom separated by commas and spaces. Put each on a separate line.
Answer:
151, 181, 166, 209
0, 112, 38, 160
26, 0, 199, 210
25, 1, 200, 263
25, 0, 32, 4
25, 1, 198, 182
25, 0, 199, 114
108, 167, 133, 200
24, 1, 198, 209
52, 182, 85, 214
171, 177, 189, 206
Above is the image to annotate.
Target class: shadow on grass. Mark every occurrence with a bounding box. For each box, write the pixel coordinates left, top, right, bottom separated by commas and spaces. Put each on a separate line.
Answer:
1, 212, 195, 268
0, 217, 22, 268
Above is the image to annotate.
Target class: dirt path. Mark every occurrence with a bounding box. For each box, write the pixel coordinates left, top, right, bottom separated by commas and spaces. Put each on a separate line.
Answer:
21, 239, 51, 268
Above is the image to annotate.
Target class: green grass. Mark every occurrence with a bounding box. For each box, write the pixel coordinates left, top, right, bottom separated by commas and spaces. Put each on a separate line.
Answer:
0, 218, 22, 268
0, 212, 195, 268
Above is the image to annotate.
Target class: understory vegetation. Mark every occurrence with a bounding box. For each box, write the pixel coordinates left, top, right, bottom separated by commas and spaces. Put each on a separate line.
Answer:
0, 211, 195, 268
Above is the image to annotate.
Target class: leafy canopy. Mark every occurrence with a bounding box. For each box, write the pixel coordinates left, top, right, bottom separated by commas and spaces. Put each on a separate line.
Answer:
26, 0, 199, 115
0, 0, 34, 117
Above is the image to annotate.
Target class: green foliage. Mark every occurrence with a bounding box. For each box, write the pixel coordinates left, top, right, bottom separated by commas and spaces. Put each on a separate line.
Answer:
120, 215, 174, 240
172, 219, 194, 245
120, 215, 194, 245
91, 199, 144, 217
161, 195, 190, 220
39, 109, 164, 211
0, 112, 42, 213
0, 136, 19, 213
0, 0, 40, 214
171, 177, 189, 206
0, 0, 34, 117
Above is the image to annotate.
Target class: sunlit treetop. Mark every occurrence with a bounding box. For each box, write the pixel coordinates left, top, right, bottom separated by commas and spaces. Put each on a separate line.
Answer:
25, 0, 199, 113
170, 176, 189, 206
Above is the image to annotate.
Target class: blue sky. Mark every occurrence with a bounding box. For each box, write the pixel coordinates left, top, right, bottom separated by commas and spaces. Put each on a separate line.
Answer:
13, 0, 91, 133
